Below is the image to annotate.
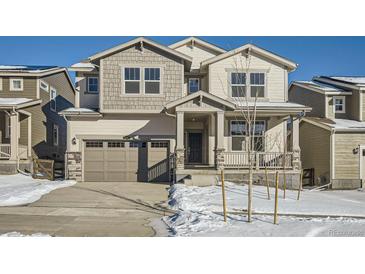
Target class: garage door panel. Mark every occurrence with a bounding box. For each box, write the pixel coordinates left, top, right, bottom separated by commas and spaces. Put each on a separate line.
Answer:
84, 140, 169, 182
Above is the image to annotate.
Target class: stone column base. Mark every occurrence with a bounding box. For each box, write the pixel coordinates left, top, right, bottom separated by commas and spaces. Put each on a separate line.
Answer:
175, 148, 185, 170
215, 148, 225, 170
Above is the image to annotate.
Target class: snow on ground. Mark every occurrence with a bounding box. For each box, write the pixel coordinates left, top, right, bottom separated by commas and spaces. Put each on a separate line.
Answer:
163, 182, 365, 236
0, 232, 51, 237
0, 174, 76, 206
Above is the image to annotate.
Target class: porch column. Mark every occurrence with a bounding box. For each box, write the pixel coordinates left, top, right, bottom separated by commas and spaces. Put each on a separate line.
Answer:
215, 111, 225, 170
208, 113, 216, 166
27, 115, 32, 158
175, 111, 185, 170
291, 117, 301, 170
9, 111, 19, 161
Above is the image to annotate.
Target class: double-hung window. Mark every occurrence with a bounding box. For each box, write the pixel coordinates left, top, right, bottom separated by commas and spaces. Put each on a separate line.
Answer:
50, 87, 57, 112
188, 78, 200, 93
124, 67, 141, 94
87, 77, 99, 93
10, 78, 23, 91
231, 73, 246, 98
230, 120, 265, 151
334, 96, 345, 113
250, 73, 265, 98
144, 68, 160, 94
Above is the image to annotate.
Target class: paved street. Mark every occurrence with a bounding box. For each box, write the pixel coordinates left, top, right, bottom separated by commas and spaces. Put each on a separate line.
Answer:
0, 181, 171, 236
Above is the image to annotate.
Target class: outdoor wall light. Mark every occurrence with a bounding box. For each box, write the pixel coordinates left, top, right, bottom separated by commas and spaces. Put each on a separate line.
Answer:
353, 147, 359, 154
72, 137, 77, 145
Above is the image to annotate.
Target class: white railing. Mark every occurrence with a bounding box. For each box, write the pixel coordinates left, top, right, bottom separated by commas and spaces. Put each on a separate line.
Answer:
0, 144, 11, 159
222, 151, 293, 169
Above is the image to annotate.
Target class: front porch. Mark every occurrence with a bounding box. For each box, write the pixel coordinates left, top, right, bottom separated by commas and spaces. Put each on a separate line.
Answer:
164, 91, 305, 187
0, 99, 36, 174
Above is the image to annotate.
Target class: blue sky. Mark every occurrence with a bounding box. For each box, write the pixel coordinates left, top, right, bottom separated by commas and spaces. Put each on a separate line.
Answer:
0, 36, 364, 82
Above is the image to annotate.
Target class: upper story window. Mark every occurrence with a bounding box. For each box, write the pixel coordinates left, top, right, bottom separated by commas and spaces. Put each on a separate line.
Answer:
40, 80, 49, 92
188, 78, 200, 93
231, 73, 246, 97
334, 96, 345, 113
10, 78, 23, 91
124, 67, 141, 94
144, 68, 160, 94
230, 72, 266, 98
87, 77, 99, 93
50, 87, 57, 112
250, 73, 265, 98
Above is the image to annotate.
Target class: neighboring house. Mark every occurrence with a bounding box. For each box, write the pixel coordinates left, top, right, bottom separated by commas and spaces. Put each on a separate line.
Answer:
289, 76, 365, 189
0, 65, 75, 174
63, 36, 309, 186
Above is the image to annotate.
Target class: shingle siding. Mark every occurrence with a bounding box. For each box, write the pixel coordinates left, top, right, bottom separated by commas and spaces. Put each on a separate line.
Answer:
101, 44, 183, 111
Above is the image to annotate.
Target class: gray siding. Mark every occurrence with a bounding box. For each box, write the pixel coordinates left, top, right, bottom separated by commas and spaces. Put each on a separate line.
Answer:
289, 85, 326, 117
101, 44, 184, 111
299, 121, 331, 185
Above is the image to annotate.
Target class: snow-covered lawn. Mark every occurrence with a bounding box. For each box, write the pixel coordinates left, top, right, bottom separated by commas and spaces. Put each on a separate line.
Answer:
163, 182, 365, 236
0, 174, 76, 206
0, 232, 50, 237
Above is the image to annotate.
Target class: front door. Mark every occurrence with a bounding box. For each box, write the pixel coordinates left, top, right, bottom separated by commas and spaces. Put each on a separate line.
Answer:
188, 132, 202, 163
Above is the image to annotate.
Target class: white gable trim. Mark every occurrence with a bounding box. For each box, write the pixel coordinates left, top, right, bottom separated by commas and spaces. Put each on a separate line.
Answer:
169, 37, 226, 54
201, 43, 297, 71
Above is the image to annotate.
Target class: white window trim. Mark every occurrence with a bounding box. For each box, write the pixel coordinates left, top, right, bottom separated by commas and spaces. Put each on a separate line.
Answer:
87, 76, 99, 94
230, 120, 266, 151
230, 72, 246, 98
5, 114, 10, 139
121, 65, 164, 96
40, 80, 49, 92
188, 78, 200, 93
0, 77, 3, 91
249, 72, 266, 98
53, 124, 59, 146
123, 67, 141, 95
333, 96, 346, 113
144, 67, 161, 95
50, 86, 57, 112
228, 71, 267, 99
10, 78, 23, 91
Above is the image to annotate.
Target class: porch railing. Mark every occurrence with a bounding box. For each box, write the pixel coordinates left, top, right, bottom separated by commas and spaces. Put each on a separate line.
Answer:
222, 151, 293, 169
0, 144, 11, 159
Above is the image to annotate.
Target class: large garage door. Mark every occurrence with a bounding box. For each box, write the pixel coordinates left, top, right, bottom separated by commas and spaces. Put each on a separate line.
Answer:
84, 140, 169, 182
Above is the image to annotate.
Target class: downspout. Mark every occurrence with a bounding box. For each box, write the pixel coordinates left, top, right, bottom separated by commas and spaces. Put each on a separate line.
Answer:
163, 107, 176, 118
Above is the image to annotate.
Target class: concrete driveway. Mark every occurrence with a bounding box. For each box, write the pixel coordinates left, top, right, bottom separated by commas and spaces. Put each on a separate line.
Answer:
0, 181, 172, 236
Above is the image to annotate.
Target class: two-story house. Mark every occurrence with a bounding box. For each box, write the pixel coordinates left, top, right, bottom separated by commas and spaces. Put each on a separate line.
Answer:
289, 76, 365, 189
63, 37, 309, 187
0, 65, 75, 174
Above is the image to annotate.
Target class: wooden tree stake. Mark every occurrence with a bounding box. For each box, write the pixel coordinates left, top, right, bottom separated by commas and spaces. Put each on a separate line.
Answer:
221, 169, 227, 223
265, 166, 270, 200
274, 171, 279, 224
297, 169, 303, 200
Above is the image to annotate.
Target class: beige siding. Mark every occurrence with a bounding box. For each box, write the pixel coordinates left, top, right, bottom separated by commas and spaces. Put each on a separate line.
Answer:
68, 114, 176, 152
299, 122, 331, 184
208, 52, 287, 101
76, 72, 99, 109
334, 133, 365, 179
362, 91, 365, 121
0, 76, 37, 99
101, 44, 184, 111
174, 44, 219, 69
288, 85, 326, 117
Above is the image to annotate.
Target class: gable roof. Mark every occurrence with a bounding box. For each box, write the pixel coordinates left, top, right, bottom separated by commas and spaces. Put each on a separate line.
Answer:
88, 37, 193, 65
289, 81, 352, 95
164, 90, 235, 110
0, 98, 42, 110
169, 37, 227, 54
201, 43, 297, 71
315, 76, 365, 87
